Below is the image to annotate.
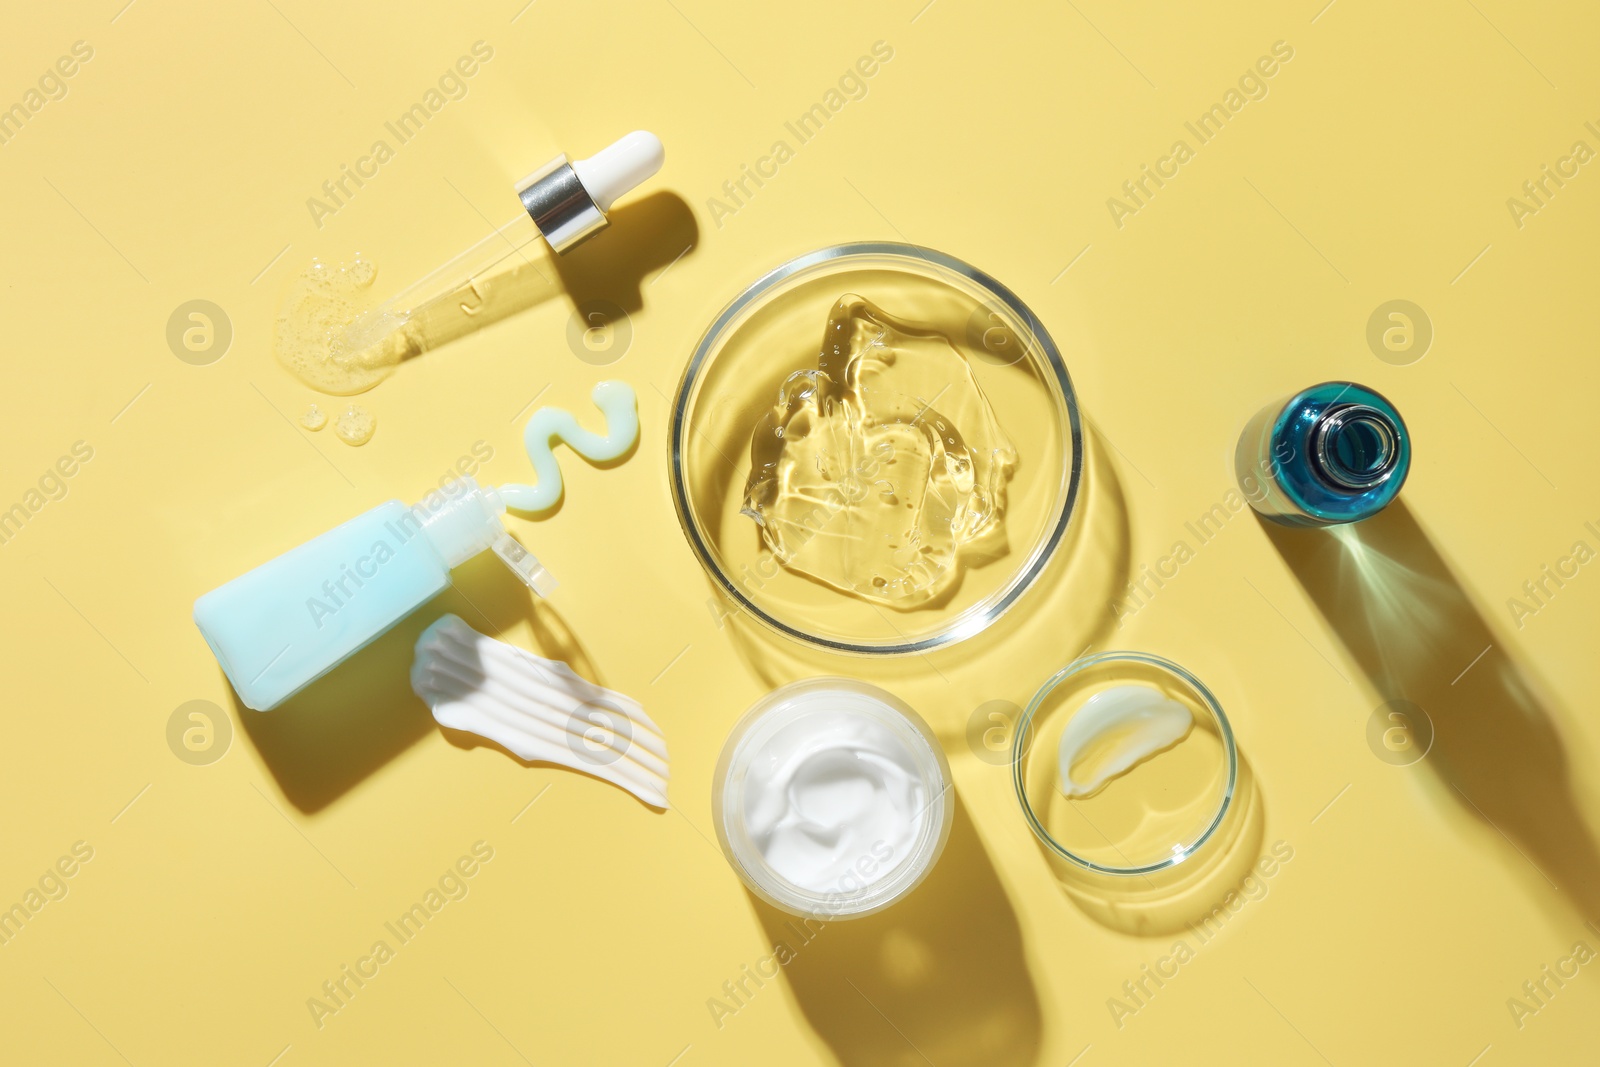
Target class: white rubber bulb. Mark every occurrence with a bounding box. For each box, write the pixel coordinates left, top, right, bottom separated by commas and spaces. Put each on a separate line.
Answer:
572, 130, 665, 212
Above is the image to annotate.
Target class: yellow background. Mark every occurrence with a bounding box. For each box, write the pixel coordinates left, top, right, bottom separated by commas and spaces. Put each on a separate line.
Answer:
3, 0, 1598, 1064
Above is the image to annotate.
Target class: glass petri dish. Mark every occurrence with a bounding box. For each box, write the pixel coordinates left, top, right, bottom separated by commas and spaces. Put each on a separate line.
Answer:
669, 243, 1081, 654
712, 678, 954, 919
1013, 652, 1237, 876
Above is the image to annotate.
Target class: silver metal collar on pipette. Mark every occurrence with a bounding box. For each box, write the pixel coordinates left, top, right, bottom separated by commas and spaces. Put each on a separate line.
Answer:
517, 156, 608, 254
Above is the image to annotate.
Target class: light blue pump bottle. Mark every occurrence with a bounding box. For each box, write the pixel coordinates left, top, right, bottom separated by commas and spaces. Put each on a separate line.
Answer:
194, 478, 554, 711
1235, 381, 1411, 527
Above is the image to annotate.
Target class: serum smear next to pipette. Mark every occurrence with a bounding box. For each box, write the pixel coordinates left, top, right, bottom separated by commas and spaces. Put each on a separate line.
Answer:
275, 256, 415, 396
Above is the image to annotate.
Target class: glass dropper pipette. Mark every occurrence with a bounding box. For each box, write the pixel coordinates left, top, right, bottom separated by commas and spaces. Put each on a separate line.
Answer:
339, 131, 665, 355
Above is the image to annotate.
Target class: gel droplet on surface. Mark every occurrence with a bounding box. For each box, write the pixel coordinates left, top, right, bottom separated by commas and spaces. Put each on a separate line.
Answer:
300, 403, 327, 431
345, 258, 377, 287
334, 404, 375, 446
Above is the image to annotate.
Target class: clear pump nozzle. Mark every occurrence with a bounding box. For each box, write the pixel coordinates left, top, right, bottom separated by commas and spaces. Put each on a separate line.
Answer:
416, 478, 556, 596
490, 530, 558, 597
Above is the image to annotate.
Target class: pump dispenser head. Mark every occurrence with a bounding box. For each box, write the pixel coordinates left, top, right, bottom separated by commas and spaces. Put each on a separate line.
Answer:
516, 131, 665, 253
416, 478, 557, 595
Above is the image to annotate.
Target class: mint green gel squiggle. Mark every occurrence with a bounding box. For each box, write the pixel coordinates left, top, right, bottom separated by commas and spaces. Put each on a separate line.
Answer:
499, 381, 638, 513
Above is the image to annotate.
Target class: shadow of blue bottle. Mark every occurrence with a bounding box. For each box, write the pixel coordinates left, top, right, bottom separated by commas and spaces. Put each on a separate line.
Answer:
1235, 381, 1410, 526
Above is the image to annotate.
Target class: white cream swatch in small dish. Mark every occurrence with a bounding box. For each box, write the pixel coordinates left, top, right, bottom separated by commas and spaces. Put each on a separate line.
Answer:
411, 614, 668, 807
1057, 684, 1193, 798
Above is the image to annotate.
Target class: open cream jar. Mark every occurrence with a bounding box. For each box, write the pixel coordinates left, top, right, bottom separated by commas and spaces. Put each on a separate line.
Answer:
713, 679, 954, 919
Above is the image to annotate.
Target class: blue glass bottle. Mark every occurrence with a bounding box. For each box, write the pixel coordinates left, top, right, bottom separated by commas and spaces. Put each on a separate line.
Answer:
1235, 381, 1410, 526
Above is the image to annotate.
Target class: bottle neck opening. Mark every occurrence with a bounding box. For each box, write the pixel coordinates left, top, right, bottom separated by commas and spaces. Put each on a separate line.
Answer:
1311, 404, 1399, 491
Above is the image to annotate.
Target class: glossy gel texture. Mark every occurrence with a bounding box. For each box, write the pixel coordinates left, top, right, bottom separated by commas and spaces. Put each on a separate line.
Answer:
740, 295, 1016, 608
274, 256, 412, 396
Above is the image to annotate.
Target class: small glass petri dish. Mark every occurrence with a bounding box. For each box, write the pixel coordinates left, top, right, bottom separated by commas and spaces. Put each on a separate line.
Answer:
670, 243, 1082, 654
712, 678, 954, 919
1013, 652, 1237, 876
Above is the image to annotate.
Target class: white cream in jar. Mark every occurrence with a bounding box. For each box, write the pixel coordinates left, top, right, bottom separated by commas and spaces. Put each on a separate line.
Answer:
714, 680, 953, 918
